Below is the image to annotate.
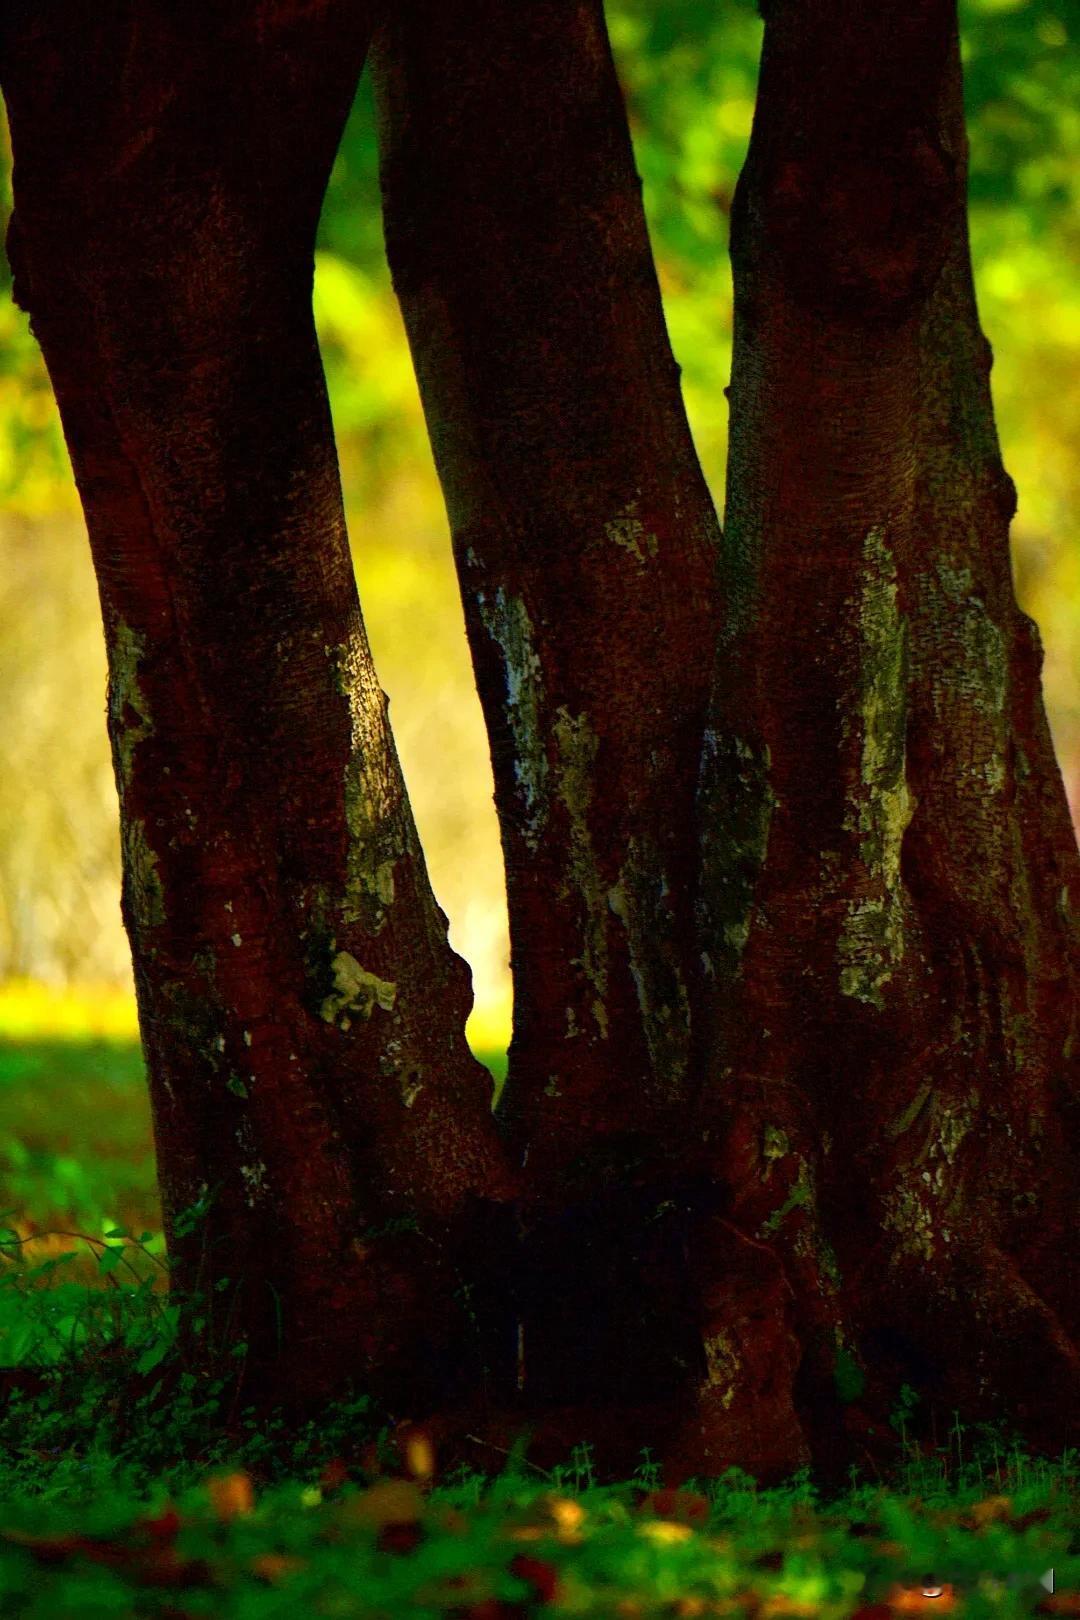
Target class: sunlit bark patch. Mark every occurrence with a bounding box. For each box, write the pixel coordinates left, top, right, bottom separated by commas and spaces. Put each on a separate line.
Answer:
604, 498, 659, 566
838, 526, 915, 1008
477, 588, 549, 850
106, 617, 153, 792
318, 948, 397, 1028
120, 818, 166, 930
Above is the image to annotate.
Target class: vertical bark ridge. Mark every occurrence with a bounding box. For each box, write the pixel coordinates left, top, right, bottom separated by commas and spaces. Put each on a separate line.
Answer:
372, 0, 722, 1202
2, 0, 514, 1417
371, 0, 726, 1426
690, 0, 1080, 1478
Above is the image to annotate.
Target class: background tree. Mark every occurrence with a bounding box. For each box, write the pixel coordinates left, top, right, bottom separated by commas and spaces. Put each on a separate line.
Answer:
0, 0, 1076, 1010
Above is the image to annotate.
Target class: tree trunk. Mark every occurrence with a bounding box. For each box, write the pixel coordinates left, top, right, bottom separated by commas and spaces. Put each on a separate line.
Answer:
371, 0, 723, 1419
1, 0, 514, 1419
6, 0, 1076, 1491
684, 0, 1080, 1481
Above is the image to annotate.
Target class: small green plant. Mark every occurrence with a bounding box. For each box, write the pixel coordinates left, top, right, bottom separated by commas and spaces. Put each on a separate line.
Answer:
888, 1380, 921, 1458
0, 1217, 174, 1372
633, 1445, 661, 1490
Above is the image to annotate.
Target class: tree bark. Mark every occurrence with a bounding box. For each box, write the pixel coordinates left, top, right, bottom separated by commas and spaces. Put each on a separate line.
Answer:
684, 0, 1080, 1481
371, 0, 723, 1418
1, 0, 514, 1418
5, 0, 1076, 1491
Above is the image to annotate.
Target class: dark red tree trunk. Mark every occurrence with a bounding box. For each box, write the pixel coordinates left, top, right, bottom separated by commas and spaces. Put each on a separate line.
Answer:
373, 0, 721, 1184
375, 0, 1080, 1487
682, 0, 1080, 1481
1, 0, 514, 1418
371, 0, 723, 1425
4, 0, 1075, 1492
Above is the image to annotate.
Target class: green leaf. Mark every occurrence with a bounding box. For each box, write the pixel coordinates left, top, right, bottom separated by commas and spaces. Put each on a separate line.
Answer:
134, 1339, 169, 1375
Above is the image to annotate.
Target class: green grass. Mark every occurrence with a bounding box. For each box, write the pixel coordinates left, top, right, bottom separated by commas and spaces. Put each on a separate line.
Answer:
0, 1038, 158, 1233
0, 1035, 1077, 1617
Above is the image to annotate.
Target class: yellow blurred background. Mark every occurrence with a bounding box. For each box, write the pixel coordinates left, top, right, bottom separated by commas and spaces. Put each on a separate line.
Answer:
0, 0, 1076, 1049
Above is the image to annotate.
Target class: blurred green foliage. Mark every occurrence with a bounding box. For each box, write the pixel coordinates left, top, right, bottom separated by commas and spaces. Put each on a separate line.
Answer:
0, 0, 1076, 1002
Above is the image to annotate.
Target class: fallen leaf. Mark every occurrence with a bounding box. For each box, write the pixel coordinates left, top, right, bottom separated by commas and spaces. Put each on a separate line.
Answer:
887, 1584, 957, 1612
208, 1471, 255, 1520
344, 1477, 425, 1531
431, 1503, 470, 1535
415, 1570, 494, 1608
250, 1552, 307, 1583
510, 1551, 560, 1603
639, 1520, 694, 1544
546, 1496, 585, 1533
139, 1506, 181, 1544
319, 1457, 349, 1492
965, 1496, 1012, 1527
502, 1495, 584, 1545
377, 1520, 425, 1554
639, 1489, 711, 1526
132, 1549, 213, 1589
403, 1426, 435, 1481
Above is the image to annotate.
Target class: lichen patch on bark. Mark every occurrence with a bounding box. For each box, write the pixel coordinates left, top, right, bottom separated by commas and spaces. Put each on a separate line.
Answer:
604, 498, 658, 565
477, 588, 549, 850
910, 1084, 980, 1173
121, 817, 166, 929
931, 560, 1009, 720
319, 949, 397, 1027
328, 641, 405, 932
761, 1123, 791, 1179
838, 527, 914, 1008
702, 1328, 740, 1407
239, 1158, 269, 1209
758, 1155, 813, 1237
106, 618, 154, 793
881, 1180, 936, 1264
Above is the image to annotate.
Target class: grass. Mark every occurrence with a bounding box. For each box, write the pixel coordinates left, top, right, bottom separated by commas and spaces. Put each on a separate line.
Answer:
0, 1020, 1077, 1617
